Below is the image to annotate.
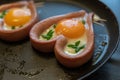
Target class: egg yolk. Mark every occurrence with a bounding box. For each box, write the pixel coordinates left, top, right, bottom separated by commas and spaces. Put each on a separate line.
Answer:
55, 19, 85, 38
4, 8, 31, 26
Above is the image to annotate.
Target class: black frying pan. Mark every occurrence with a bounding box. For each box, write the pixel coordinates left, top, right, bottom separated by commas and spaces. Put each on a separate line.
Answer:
0, 0, 119, 80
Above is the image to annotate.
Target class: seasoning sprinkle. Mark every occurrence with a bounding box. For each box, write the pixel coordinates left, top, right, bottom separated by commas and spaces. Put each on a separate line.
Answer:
67, 41, 85, 53
0, 10, 7, 18
52, 24, 57, 28
82, 20, 86, 24
41, 29, 54, 40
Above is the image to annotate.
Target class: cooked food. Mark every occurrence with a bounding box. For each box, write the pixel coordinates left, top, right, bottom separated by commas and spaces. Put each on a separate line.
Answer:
39, 18, 87, 55
39, 24, 57, 40
30, 10, 94, 68
0, 0, 38, 41
0, 7, 31, 30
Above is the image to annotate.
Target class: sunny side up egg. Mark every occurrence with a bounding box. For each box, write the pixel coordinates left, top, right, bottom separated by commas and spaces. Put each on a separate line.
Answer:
0, 7, 31, 30
39, 16, 87, 55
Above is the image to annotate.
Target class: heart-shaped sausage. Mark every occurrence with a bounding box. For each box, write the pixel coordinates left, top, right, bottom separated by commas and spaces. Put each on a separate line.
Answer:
30, 10, 94, 68
0, 1, 38, 41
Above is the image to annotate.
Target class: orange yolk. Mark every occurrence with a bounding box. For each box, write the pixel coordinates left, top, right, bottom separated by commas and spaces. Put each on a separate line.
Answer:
4, 8, 31, 26
55, 19, 85, 38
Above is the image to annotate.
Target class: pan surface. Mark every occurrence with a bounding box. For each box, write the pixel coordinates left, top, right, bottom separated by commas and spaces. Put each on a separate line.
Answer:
0, 0, 119, 80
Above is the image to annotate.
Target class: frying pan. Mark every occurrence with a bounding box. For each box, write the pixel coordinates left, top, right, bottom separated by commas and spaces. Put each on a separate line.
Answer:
0, 0, 119, 80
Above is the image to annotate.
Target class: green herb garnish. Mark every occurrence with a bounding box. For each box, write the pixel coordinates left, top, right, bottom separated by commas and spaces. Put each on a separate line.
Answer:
0, 10, 7, 18
52, 24, 57, 28
82, 20, 85, 24
41, 29, 54, 40
75, 45, 85, 53
68, 44, 77, 49
67, 41, 85, 53
0, 15, 3, 18
75, 40, 80, 46
11, 26, 15, 30
2, 11, 6, 15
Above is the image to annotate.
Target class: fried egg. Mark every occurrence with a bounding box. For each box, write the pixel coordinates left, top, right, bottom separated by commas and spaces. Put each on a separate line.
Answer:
40, 16, 87, 55
55, 18, 87, 55
1, 6, 31, 30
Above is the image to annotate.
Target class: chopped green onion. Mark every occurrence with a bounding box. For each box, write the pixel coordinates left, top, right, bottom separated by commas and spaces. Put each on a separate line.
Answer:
41, 29, 54, 40
82, 20, 85, 24
75, 41, 80, 46
2, 11, 7, 15
41, 35, 50, 40
67, 40, 85, 53
67, 44, 77, 49
0, 10, 7, 18
52, 24, 57, 28
11, 26, 15, 30
75, 45, 85, 53
0, 15, 3, 18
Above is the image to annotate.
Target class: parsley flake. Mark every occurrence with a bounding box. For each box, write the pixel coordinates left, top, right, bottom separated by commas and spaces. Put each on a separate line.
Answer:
11, 26, 15, 30
67, 40, 85, 53
0, 10, 7, 18
41, 29, 54, 40
52, 24, 57, 28
82, 20, 86, 24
